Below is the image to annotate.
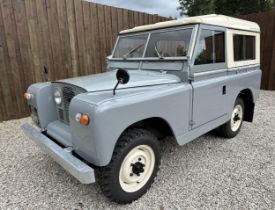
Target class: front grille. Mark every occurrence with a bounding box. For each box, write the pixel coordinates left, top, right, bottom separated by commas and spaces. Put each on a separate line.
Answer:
58, 108, 65, 122
52, 83, 86, 125
62, 86, 75, 121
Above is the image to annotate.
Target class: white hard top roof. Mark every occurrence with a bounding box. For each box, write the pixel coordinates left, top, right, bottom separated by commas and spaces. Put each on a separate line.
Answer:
120, 14, 260, 34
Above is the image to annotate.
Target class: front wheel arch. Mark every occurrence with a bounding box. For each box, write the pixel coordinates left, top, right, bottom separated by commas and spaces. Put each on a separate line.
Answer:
105, 117, 175, 166
119, 117, 176, 141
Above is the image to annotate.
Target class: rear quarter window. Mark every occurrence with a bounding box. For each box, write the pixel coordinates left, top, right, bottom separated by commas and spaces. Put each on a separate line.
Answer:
233, 35, 256, 61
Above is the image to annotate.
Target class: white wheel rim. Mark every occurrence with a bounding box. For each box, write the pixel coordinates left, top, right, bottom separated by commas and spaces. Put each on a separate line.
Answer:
230, 104, 243, 132
119, 145, 155, 193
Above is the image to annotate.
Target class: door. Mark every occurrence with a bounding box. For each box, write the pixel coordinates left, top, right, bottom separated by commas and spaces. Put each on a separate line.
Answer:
190, 26, 228, 129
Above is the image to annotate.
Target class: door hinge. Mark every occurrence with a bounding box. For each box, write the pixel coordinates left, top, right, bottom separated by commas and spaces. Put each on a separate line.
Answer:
189, 120, 194, 126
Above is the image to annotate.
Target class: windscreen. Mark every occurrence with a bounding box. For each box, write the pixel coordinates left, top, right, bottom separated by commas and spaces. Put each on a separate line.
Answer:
113, 34, 148, 58
112, 28, 193, 59
145, 29, 193, 58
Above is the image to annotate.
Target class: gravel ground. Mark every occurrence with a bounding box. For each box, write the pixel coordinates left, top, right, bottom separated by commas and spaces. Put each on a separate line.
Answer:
0, 90, 274, 210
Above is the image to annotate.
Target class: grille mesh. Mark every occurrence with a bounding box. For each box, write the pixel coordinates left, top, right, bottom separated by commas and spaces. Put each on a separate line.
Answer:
58, 108, 65, 123
63, 87, 75, 110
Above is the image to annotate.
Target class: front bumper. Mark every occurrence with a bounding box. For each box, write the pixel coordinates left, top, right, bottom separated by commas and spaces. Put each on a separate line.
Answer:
21, 123, 95, 184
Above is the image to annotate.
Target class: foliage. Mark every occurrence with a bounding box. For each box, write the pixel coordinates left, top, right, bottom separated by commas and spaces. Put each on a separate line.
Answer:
178, 0, 275, 16
168, 16, 178, 20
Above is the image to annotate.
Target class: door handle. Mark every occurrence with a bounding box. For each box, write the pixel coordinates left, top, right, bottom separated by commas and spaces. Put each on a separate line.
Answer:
222, 85, 226, 95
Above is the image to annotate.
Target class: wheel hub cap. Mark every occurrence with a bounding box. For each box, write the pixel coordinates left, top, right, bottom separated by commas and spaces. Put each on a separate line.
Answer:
119, 145, 155, 193
233, 113, 241, 122
131, 162, 145, 176
231, 104, 243, 132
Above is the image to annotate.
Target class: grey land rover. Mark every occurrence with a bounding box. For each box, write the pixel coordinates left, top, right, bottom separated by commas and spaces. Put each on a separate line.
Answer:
22, 14, 261, 203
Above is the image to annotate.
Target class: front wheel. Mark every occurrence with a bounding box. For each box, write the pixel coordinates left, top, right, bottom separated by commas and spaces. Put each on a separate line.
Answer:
218, 97, 244, 138
96, 128, 160, 203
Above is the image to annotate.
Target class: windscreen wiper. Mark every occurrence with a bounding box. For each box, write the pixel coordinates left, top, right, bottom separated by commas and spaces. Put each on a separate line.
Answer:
154, 42, 164, 59
123, 44, 144, 59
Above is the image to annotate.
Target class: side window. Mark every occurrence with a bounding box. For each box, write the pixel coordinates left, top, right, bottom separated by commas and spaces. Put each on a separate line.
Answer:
233, 35, 255, 61
194, 30, 225, 65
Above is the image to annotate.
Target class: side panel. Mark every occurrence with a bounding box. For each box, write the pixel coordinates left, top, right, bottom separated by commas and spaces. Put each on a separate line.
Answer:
181, 68, 261, 145
69, 69, 261, 166
190, 24, 228, 128
190, 24, 261, 130
225, 69, 261, 108
191, 76, 229, 128
69, 84, 192, 166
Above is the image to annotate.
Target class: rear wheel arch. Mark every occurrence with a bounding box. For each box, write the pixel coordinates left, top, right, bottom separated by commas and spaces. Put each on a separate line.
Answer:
218, 97, 245, 138
237, 88, 255, 122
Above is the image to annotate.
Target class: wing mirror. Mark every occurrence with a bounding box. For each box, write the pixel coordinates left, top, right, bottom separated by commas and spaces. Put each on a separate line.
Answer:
113, 68, 130, 95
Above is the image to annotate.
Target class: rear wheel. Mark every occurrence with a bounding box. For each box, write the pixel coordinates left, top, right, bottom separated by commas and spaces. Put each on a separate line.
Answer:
97, 128, 160, 203
218, 97, 244, 138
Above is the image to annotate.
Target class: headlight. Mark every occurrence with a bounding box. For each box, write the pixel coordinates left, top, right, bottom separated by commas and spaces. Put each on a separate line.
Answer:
54, 89, 62, 105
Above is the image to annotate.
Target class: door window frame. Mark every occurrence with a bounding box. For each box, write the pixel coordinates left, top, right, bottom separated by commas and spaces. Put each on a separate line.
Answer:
190, 24, 227, 74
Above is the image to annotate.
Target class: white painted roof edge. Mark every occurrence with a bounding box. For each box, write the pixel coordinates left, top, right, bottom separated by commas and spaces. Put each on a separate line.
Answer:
120, 14, 260, 34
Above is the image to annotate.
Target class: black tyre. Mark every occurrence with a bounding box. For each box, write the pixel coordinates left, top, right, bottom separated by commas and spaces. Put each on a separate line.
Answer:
97, 128, 161, 203
218, 97, 245, 138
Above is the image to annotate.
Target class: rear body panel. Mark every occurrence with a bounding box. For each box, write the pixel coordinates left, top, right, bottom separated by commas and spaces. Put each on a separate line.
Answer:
191, 67, 261, 129
178, 67, 261, 145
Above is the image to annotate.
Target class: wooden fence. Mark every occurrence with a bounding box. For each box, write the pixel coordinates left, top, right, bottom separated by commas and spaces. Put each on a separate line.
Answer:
239, 10, 275, 91
1, 2, 275, 122
0, 0, 168, 121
